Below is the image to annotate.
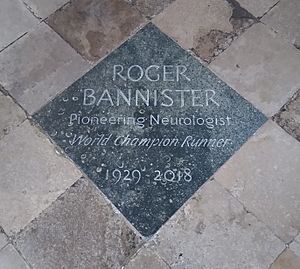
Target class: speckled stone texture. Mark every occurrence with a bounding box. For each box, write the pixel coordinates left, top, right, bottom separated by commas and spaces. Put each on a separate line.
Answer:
34, 23, 266, 236
153, 0, 256, 62
126, 0, 176, 17
262, 0, 300, 51
0, 92, 25, 140
274, 90, 300, 142
47, 0, 145, 62
215, 121, 300, 243
15, 178, 143, 269
147, 181, 284, 269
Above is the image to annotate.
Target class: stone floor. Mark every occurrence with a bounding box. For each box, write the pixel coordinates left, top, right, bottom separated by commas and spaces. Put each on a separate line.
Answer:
0, 0, 300, 268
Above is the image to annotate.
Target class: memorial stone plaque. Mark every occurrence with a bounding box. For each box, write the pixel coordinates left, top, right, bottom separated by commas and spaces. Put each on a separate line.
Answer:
34, 23, 267, 236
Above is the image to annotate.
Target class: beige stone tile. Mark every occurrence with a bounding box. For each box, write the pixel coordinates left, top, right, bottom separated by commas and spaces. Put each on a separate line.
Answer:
15, 178, 143, 269
0, 92, 26, 140
0, 23, 90, 115
149, 181, 284, 269
274, 90, 300, 142
270, 249, 300, 269
210, 23, 300, 116
0, 0, 38, 50
126, 0, 175, 17
0, 245, 30, 269
290, 234, 300, 258
0, 121, 81, 235
214, 121, 300, 243
47, 0, 145, 62
125, 248, 169, 269
237, 0, 278, 17
153, 0, 256, 62
262, 0, 300, 50
23, 0, 69, 19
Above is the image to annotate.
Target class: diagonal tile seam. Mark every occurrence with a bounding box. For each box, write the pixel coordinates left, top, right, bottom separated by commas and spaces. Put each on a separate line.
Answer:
20, 0, 72, 21
0, 227, 8, 252
120, 244, 172, 269
258, 0, 280, 20
272, 88, 300, 144
20, 0, 43, 20
267, 247, 288, 269
0, 225, 33, 268
10, 176, 147, 269
9, 243, 33, 269
30, 116, 148, 242
0, 31, 28, 54
213, 178, 288, 247
45, 2, 148, 65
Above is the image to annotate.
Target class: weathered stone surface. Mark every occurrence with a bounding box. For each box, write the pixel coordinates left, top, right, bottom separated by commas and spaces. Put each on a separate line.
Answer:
47, 0, 145, 62
0, 245, 30, 269
125, 248, 169, 269
270, 249, 300, 269
290, 234, 300, 258
262, 0, 300, 50
210, 23, 300, 116
126, 0, 175, 17
0, 121, 81, 235
0, 23, 90, 114
23, 0, 69, 19
274, 90, 300, 142
148, 181, 284, 269
237, 0, 278, 17
0, 92, 25, 140
153, 0, 256, 62
15, 178, 143, 269
0, 0, 37, 50
215, 121, 300, 243
0, 230, 8, 250
34, 23, 266, 236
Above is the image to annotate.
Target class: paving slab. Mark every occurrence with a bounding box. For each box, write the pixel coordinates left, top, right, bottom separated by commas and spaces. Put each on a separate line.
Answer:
23, 0, 69, 19
126, 0, 175, 17
15, 178, 143, 269
270, 249, 300, 269
47, 0, 145, 62
0, 92, 26, 140
0, 230, 8, 250
290, 234, 300, 258
0, 23, 90, 115
274, 90, 300, 142
33, 23, 267, 236
262, 0, 300, 50
215, 121, 300, 243
0, 121, 81, 235
148, 181, 284, 269
0, 244, 30, 269
237, 0, 278, 18
0, 0, 38, 51
210, 23, 300, 116
153, 0, 256, 62
125, 248, 169, 269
